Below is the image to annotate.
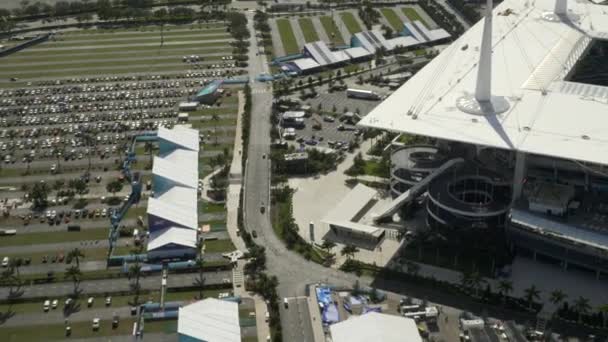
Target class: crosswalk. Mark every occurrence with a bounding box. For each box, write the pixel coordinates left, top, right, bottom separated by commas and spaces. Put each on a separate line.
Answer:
251, 87, 270, 94
233, 267, 244, 289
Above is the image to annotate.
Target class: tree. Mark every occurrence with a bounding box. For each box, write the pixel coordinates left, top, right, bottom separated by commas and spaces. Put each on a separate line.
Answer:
523, 285, 541, 310
321, 240, 335, 254
69, 178, 87, 197
144, 141, 154, 166
29, 182, 50, 209
67, 248, 85, 268
106, 179, 123, 195
53, 179, 65, 191
573, 296, 591, 323
64, 265, 82, 294
497, 280, 513, 302
340, 244, 359, 260
128, 263, 143, 306
549, 289, 567, 310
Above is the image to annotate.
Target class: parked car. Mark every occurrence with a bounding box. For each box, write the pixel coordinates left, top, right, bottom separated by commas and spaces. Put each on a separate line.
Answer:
43, 300, 50, 312
92, 318, 100, 331
51, 299, 58, 309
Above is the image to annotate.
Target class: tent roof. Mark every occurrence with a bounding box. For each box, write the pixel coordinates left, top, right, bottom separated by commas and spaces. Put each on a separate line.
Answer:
147, 227, 197, 251
178, 298, 241, 342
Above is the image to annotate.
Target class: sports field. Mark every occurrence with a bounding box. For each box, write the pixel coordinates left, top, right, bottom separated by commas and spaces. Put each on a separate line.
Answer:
319, 16, 345, 46
276, 19, 300, 54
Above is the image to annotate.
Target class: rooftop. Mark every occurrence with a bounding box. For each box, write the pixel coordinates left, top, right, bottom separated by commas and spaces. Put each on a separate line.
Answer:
152, 156, 198, 189
147, 197, 198, 229
157, 125, 200, 152
178, 298, 241, 342
147, 226, 197, 251
156, 185, 198, 210
162, 148, 199, 173
330, 312, 422, 342
322, 184, 384, 237
359, 0, 608, 166
197, 80, 222, 97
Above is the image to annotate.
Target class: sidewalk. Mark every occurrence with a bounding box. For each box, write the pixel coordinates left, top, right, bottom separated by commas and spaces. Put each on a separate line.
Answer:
225, 91, 248, 253
234, 260, 270, 342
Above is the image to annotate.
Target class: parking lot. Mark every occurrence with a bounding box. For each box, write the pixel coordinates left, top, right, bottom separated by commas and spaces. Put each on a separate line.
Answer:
0, 21, 241, 339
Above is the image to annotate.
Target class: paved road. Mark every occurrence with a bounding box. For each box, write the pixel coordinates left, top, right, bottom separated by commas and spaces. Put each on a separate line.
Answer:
281, 296, 314, 342
0, 271, 231, 299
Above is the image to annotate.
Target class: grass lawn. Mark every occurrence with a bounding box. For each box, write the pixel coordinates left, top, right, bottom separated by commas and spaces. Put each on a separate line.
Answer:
339, 12, 363, 34
191, 107, 236, 116
124, 205, 147, 220
200, 201, 226, 214
319, 16, 345, 46
0, 228, 108, 247
202, 143, 233, 151
64, 23, 225, 35
276, 19, 300, 55
48, 34, 231, 48
380, 8, 404, 31
0, 318, 138, 341
402, 7, 428, 28
363, 160, 389, 178
61, 28, 228, 41
204, 239, 236, 253
298, 18, 319, 43
2, 246, 124, 266
193, 117, 237, 129
144, 319, 178, 334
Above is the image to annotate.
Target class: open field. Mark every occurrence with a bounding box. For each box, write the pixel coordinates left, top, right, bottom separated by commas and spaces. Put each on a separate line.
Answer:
204, 239, 236, 253
298, 18, 320, 43
276, 19, 300, 55
339, 12, 363, 34
0, 228, 109, 247
380, 8, 404, 31
402, 7, 428, 28
319, 16, 345, 46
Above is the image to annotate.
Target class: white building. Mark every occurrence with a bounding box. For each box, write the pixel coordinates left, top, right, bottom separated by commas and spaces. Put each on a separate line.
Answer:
178, 298, 241, 342
330, 312, 422, 342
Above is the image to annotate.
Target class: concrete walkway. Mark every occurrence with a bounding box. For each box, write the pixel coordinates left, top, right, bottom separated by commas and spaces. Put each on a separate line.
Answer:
225, 91, 248, 254
199, 167, 225, 204
269, 19, 286, 57
234, 260, 270, 342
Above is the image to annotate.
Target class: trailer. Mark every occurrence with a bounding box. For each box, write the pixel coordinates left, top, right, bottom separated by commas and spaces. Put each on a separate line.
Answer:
346, 88, 381, 100
178, 102, 199, 111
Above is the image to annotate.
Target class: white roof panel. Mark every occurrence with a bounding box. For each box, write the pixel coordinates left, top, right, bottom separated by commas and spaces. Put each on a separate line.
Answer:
152, 156, 198, 189
156, 185, 197, 210
147, 227, 197, 251
359, 0, 608, 166
178, 298, 241, 342
147, 197, 197, 229
330, 312, 422, 342
388, 36, 421, 49
292, 58, 320, 71
344, 47, 373, 59
162, 149, 198, 174
322, 184, 383, 236
158, 126, 200, 152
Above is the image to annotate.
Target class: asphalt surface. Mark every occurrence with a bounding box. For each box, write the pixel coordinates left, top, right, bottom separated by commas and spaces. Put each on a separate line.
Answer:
0, 271, 231, 299
281, 296, 314, 342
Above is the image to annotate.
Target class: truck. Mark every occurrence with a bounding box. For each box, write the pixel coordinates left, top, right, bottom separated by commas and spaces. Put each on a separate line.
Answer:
346, 88, 381, 101
178, 102, 199, 111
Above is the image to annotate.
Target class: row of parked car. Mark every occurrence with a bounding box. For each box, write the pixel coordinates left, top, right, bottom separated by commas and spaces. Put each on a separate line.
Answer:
43, 296, 113, 312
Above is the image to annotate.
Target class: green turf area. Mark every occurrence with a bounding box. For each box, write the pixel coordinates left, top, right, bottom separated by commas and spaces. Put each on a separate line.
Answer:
204, 239, 236, 253
63, 23, 225, 35
201, 201, 226, 214
414, 48, 427, 56
298, 18, 319, 43
61, 28, 228, 40
276, 19, 300, 55
45, 34, 231, 48
193, 117, 237, 129
319, 16, 345, 46
144, 319, 178, 334
203, 143, 233, 151
402, 7, 428, 28
1, 246, 131, 266
124, 205, 147, 220
0, 318, 138, 341
191, 107, 237, 116
339, 12, 363, 34
1, 54, 224, 67
0, 228, 108, 247
380, 8, 404, 31
0, 64, 192, 80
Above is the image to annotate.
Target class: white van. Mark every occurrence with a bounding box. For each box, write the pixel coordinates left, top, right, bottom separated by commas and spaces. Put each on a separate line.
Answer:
2, 256, 9, 267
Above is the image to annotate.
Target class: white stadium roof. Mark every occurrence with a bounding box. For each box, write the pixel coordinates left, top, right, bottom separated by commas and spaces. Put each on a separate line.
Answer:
147, 197, 198, 229
322, 184, 384, 237
158, 125, 200, 152
304, 41, 349, 66
359, 0, 608, 166
147, 226, 197, 251
152, 156, 198, 189
353, 30, 392, 53
344, 46, 373, 59
330, 312, 422, 342
292, 58, 320, 71
178, 298, 241, 342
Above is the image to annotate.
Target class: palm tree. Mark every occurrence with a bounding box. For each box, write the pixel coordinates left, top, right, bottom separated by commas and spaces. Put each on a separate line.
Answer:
523, 285, 541, 310
144, 142, 154, 166
340, 244, 359, 260
128, 263, 143, 306
497, 280, 513, 302
599, 304, 608, 328
321, 240, 336, 254
573, 296, 591, 323
64, 265, 82, 294
193, 259, 206, 299
211, 114, 220, 145
67, 248, 85, 268
549, 290, 567, 312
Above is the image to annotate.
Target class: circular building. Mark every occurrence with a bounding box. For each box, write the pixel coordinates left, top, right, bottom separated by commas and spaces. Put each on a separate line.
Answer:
390, 146, 446, 198
426, 170, 512, 230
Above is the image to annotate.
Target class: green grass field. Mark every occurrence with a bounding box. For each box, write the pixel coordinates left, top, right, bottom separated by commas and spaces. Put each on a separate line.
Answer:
61, 28, 227, 40
339, 12, 363, 34
298, 18, 319, 43
276, 19, 300, 55
380, 8, 404, 31
0, 228, 108, 247
402, 7, 428, 28
319, 16, 345, 46
46, 34, 230, 48
63, 23, 225, 35
204, 239, 236, 253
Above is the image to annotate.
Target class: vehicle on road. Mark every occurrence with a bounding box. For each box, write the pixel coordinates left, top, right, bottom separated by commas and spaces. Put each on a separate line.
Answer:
252, 230, 257, 238
105, 296, 112, 306
87, 297, 94, 307
283, 298, 288, 308
346, 88, 381, 101
92, 318, 100, 331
